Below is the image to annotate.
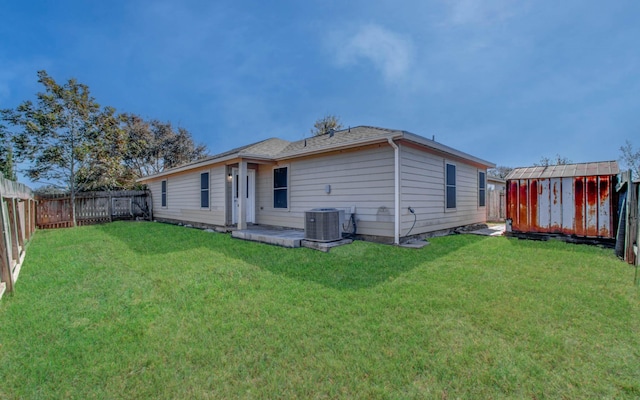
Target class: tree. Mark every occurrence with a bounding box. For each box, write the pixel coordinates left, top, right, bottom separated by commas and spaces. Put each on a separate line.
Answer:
1, 70, 116, 226
534, 154, 572, 167
487, 165, 513, 179
0, 123, 17, 180
311, 114, 343, 136
619, 139, 640, 179
33, 184, 67, 196
121, 114, 207, 181
74, 106, 128, 191
2, 71, 209, 197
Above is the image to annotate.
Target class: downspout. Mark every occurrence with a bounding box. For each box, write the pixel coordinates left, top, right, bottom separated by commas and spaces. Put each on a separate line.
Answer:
387, 138, 400, 245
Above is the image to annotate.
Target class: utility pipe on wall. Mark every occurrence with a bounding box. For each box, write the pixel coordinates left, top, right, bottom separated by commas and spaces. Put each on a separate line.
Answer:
387, 138, 400, 245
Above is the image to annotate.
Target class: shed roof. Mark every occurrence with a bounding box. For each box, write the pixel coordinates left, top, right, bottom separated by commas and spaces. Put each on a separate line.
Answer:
505, 161, 619, 180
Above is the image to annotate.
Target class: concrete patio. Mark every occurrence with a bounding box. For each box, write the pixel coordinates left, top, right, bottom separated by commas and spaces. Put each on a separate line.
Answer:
232, 226, 305, 248
231, 223, 506, 251
468, 224, 506, 237
231, 226, 353, 252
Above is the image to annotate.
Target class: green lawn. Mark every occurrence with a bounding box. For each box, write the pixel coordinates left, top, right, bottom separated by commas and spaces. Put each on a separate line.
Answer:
0, 222, 638, 399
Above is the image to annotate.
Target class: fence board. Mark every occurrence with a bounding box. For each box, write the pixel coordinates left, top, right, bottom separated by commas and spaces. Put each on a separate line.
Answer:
0, 199, 14, 293
36, 190, 151, 229
0, 175, 35, 297
627, 179, 638, 266
487, 189, 505, 221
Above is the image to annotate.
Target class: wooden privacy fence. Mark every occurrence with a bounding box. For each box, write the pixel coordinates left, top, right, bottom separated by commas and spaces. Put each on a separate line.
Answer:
36, 190, 152, 229
0, 175, 36, 298
616, 171, 639, 276
487, 188, 505, 222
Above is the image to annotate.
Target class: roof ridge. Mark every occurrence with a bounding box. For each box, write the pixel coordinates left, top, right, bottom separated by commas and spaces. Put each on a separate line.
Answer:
358, 125, 399, 133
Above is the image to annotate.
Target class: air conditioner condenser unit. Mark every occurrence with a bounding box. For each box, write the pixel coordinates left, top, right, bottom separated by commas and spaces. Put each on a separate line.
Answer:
304, 208, 344, 242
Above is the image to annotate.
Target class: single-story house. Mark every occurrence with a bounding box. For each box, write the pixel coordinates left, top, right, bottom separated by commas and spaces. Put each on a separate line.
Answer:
137, 126, 495, 244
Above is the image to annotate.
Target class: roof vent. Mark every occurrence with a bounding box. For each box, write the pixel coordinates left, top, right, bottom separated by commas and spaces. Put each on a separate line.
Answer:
328, 128, 335, 137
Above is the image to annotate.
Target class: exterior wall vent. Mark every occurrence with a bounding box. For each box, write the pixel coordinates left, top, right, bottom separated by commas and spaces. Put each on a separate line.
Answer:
304, 208, 344, 242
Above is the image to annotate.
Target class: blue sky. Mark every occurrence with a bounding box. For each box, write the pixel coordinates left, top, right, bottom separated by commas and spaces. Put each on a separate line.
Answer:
1, 0, 639, 176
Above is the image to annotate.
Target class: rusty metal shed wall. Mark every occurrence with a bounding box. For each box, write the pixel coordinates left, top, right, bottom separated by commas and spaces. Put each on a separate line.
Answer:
506, 162, 619, 239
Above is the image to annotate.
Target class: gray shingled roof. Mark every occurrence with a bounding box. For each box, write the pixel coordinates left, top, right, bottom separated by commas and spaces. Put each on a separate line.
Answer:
201, 137, 289, 161
505, 161, 619, 180
138, 125, 494, 181
155, 137, 288, 173
149, 126, 399, 174
239, 138, 291, 157
276, 126, 399, 157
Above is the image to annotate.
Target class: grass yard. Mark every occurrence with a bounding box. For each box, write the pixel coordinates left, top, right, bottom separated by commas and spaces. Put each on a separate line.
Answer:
0, 222, 638, 399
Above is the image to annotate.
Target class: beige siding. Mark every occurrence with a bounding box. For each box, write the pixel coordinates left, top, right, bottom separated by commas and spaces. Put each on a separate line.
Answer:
150, 166, 227, 226
148, 179, 163, 215
400, 145, 486, 236
256, 145, 395, 236
145, 142, 488, 240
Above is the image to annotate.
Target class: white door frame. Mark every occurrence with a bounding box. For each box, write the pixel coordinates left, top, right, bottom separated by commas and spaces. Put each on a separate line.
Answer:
232, 168, 256, 224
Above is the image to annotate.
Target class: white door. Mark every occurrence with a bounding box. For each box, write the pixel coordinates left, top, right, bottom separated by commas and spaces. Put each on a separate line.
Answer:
232, 168, 256, 224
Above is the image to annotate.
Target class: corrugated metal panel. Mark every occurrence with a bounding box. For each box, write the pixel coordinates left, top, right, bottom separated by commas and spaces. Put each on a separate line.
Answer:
549, 178, 562, 231
574, 177, 586, 236
598, 176, 612, 237
585, 176, 598, 236
518, 180, 529, 231
561, 177, 574, 233
505, 161, 619, 180
538, 179, 551, 230
508, 180, 518, 228
506, 172, 617, 239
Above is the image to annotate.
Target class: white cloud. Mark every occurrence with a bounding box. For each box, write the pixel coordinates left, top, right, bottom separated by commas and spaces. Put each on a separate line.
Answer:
333, 24, 414, 83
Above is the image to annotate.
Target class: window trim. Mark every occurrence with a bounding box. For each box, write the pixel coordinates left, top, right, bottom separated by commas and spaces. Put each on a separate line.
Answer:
445, 161, 456, 211
200, 171, 210, 209
478, 170, 486, 208
273, 165, 289, 210
161, 179, 167, 208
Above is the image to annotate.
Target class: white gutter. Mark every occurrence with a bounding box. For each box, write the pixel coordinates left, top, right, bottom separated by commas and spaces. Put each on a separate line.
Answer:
387, 138, 400, 245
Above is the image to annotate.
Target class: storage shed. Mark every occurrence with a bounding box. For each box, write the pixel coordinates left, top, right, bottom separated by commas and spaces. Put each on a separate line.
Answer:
505, 161, 620, 239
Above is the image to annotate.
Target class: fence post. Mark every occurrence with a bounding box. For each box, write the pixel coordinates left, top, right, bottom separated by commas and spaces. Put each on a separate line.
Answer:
7, 199, 20, 263
32, 199, 36, 233
0, 199, 14, 293
108, 192, 113, 222
16, 200, 25, 251
629, 178, 640, 284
